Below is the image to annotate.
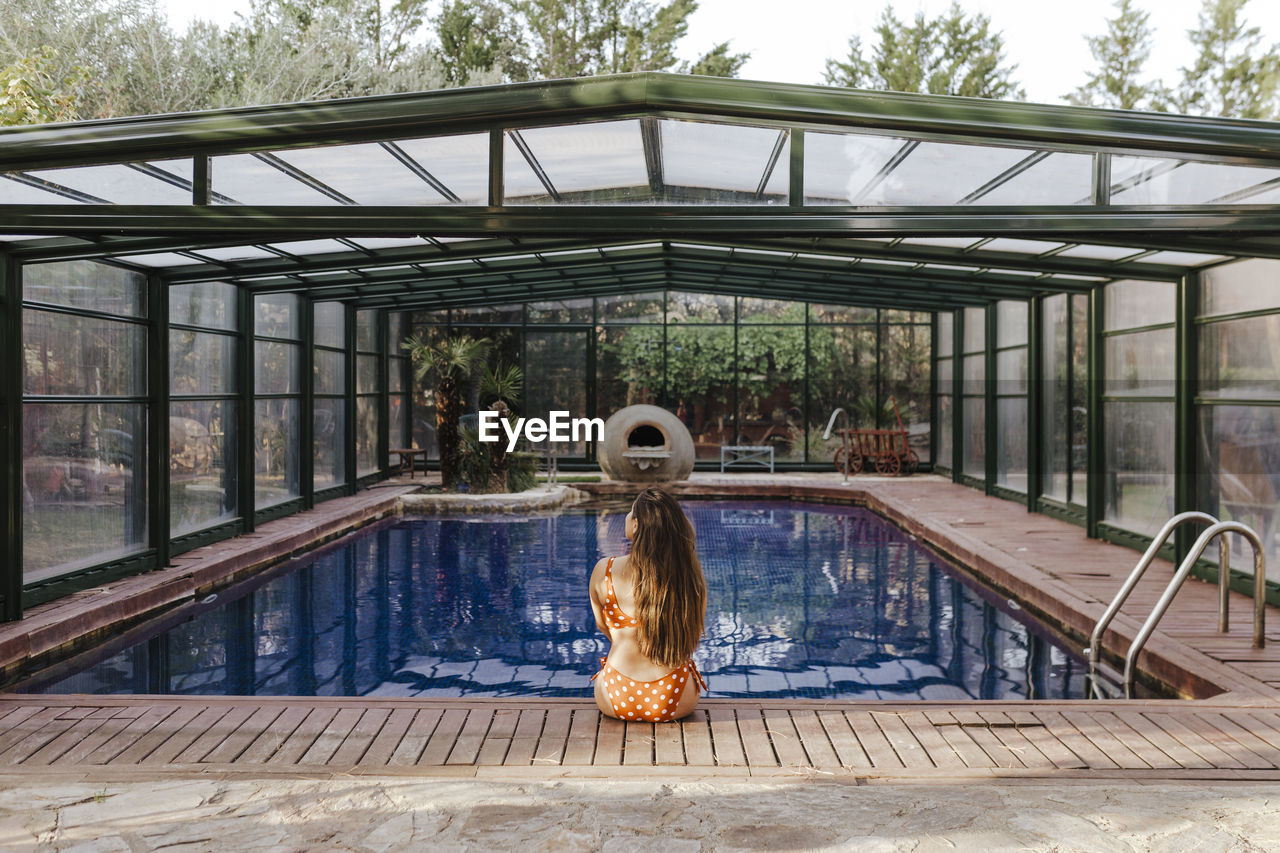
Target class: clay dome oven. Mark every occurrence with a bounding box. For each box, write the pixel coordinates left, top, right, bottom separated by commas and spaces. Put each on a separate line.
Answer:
597, 405, 694, 482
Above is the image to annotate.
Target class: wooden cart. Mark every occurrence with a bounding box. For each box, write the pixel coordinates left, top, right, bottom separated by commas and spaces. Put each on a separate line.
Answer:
832, 397, 919, 476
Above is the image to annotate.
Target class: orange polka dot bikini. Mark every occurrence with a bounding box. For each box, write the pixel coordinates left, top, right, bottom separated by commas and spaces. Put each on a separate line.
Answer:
591, 556, 707, 722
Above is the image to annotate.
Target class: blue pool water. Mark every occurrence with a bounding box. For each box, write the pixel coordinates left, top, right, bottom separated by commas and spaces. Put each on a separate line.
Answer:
22, 500, 1087, 700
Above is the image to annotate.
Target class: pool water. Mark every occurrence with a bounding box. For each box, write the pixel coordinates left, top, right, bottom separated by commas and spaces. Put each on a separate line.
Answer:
22, 500, 1088, 700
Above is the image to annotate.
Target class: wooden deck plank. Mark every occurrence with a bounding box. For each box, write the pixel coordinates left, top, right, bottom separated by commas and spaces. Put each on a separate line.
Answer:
267, 707, 340, 766
562, 709, 598, 766
873, 712, 934, 769
977, 711, 1056, 770
592, 716, 625, 766
900, 710, 967, 770
1195, 712, 1280, 768
623, 721, 655, 766
139, 706, 231, 765
1060, 710, 1150, 770
0, 718, 78, 765
445, 708, 494, 766
1234, 711, 1280, 753
845, 711, 905, 769
329, 708, 391, 766
1113, 711, 1211, 770
680, 710, 715, 766
202, 706, 285, 764
789, 711, 840, 769
763, 709, 808, 767
388, 709, 442, 766
932, 719, 998, 769
1173, 713, 1273, 770
817, 710, 871, 769
534, 708, 574, 766
0, 707, 62, 758
1140, 712, 1248, 769
1032, 710, 1120, 770
61, 705, 177, 766
105, 705, 205, 765
21, 708, 120, 766
361, 708, 417, 767
173, 706, 257, 764
1085, 711, 1182, 771
503, 709, 545, 766
707, 708, 745, 767
417, 708, 468, 766
1003, 709, 1087, 769
736, 709, 777, 767
0, 707, 48, 737
476, 709, 519, 766
236, 705, 311, 764
654, 718, 684, 766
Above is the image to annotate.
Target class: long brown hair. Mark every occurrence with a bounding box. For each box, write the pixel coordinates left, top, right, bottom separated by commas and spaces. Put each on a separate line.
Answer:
629, 487, 706, 668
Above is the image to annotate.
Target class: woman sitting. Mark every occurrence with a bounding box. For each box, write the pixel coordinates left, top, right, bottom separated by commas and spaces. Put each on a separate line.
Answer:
589, 486, 707, 722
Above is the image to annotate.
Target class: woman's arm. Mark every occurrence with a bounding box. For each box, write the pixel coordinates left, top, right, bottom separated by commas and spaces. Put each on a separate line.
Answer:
589, 558, 612, 641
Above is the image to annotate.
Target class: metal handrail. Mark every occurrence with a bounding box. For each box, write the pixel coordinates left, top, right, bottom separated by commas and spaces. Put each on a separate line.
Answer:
823, 408, 851, 484
1086, 511, 1219, 668
1123, 521, 1267, 697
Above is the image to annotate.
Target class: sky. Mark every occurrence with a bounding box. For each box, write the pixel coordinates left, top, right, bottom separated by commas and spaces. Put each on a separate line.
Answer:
158, 0, 1280, 106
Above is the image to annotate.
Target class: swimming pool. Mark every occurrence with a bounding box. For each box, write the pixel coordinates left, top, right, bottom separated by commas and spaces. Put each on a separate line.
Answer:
20, 500, 1087, 700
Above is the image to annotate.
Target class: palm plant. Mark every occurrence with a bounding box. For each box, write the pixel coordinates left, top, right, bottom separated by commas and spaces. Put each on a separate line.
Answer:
480, 361, 523, 493
402, 333, 490, 490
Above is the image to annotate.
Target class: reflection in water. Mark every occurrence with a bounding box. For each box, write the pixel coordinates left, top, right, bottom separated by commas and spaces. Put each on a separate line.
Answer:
26, 502, 1084, 700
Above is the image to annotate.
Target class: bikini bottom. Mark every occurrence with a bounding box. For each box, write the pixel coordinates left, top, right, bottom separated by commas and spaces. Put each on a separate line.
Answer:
591, 657, 707, 722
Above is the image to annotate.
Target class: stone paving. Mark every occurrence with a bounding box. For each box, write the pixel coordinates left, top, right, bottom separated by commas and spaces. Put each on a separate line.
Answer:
1, 775, 1278, 852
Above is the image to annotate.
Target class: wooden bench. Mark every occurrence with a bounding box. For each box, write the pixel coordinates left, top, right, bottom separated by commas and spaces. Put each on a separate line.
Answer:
720, 445, 774, 473
390, 447, 427, 479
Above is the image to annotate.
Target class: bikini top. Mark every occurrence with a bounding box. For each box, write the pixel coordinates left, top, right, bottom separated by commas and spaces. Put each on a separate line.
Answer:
601, 556, 640, 630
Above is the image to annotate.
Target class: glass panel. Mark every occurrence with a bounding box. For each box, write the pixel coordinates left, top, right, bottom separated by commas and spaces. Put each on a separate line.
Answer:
661, 120, 788, 202
504, 120, 646, 203
1105, 400, 1174, 537
1201, 258, 1280, 317
963, 307, 985, 352
357, 355, 379, 395
387, 313, 404, 351
936, 356, 952, 392
1199, 314, 1280, 400
388, 394, 409, 451
737, 326, 804, 463
937, 312, 954, 353
171, 330, 235, 395
962, 354, 985, 396
356, 397, 379, 477
254, 293, 300, 339
598, 292, 663, 324
996, 301, 1028, 347
997, 397, 1028, 493
1041, 294, 1068, 502
170, 399, 237, 538
313, 302, 346, 348
389, 356, 406, 393
811, 304, 878, 324
255, 398, 300, 509
170, 282, 237, 330
805, 131, 1085, 205
273, 142, 451, 205
665, 325, 735, 459
808, 324, 877, 463
1198, 406, 1280, 581
356, 309, 379, 351
1071, 294, 1089, 503
526, 330, 589, 457
23, 310, 146, 397
1105, 280, 1175, 330
962, 396, 985, 479
255, 341, 300, 395
667, 291, 734, 323
315, 349, 346, 395
450, 304, 522, 325
597, 325, 662, 419
212, 154, 343, 205
740, 297, 804, 324
23, 261, 145, 317
313, 400, 346, 490
996, 348, 1028, 395
1110, 156, 1280, 205
880, 310, 930, 324
0, 175, 80, 204
528, 297, 593, 323
880, 322, 931, 464
392, 133, 489, 205
937, 392, 953, 470
23, 403, 148, 582
1105, 329, 1175, 397
25, 162, 193, 205
409, 325, 446, 460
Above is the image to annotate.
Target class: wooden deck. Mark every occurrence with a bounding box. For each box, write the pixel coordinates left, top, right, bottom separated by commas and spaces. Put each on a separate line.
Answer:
3, 695, 1280, 781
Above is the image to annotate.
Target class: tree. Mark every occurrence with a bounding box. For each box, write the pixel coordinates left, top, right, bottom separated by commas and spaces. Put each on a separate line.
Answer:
0, 49, 85, 126
1068, 0, 1161, 110
1172, 0, 1279, 118
403, 333, 490, 491
687, 41, 750, 78
435, 0, 518, 85
479, 361, 522, 493
823, 2, 1024, 100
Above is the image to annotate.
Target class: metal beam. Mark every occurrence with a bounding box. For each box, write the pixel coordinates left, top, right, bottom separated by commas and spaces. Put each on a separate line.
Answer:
0, 251, 21, 620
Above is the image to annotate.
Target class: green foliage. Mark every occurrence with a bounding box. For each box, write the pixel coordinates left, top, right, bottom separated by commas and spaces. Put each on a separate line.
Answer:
687, 41, 750, 78
480, 361, 523, 408
823, 2, 1024, 100
456, 425, 538, 492
1171, 0, 1279, 118
402, 332, 491, 384
435, 0, 518, 85
506, 451, 538, 492
0, 48, 85, 126
1067, 0, 1162, 110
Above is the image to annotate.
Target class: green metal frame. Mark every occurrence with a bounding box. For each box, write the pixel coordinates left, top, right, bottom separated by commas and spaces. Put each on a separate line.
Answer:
0, 251, 19, 620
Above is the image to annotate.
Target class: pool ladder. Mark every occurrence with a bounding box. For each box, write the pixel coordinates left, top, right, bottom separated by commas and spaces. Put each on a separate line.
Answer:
1085, 512, 1267, 699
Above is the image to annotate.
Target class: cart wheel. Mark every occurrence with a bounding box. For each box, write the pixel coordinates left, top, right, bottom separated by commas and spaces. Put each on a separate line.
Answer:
905, 450, 920, 474
833, 446, 849, 474
850, 451, 865, 473
876, 452, 902, 476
